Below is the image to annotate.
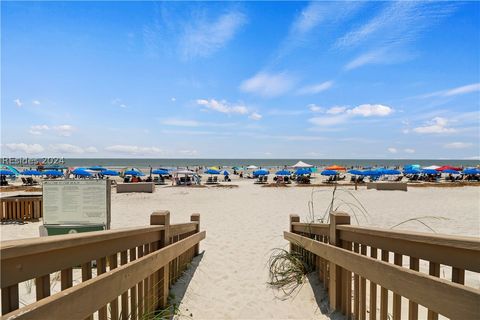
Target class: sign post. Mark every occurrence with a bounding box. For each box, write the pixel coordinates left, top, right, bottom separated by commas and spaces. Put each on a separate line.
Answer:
41, 180, 111, 235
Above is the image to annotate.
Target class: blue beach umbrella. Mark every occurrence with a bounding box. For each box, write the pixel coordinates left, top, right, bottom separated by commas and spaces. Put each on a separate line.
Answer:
89, 166, 107, 171
443, 169, 460, 175
403, 169, 421, 175
321, 170, 338, 176
295, 168, 311, 175
360, 170, 382, 176
276, 170, 291, 176
124, 170, 144, 176
222, 170, 230, 176
72, 169, 92, 177
422, 169, 438, 175
347, 169, 363, 175
42, 170, 63, 176
253, 169, 269, 176
0, 170, 15, 176
382, 169, 401, 175
101, 170, 120, 176
152, 169, 169, 175
21, 170, 42, 176
204, 169, 221, 175
463, 168, 480, 175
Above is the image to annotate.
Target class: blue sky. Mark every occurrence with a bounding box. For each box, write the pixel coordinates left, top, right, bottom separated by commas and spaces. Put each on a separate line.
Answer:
1, 1, 479, 159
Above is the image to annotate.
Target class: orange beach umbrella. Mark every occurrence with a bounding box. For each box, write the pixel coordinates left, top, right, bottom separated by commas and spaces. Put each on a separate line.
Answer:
326, 165, 346, 171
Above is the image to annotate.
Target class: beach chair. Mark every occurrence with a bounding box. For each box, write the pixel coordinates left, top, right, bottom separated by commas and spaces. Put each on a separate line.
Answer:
213, 176, 218, 184
21, 177, 29, 186
263, 176, 268, 183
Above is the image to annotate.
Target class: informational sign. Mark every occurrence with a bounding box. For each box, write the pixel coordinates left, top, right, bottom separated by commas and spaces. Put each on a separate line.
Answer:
42, 180, 111, 228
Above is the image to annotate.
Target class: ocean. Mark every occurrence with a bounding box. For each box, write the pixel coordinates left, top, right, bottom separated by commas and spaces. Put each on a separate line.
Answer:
60, 158, 479, 169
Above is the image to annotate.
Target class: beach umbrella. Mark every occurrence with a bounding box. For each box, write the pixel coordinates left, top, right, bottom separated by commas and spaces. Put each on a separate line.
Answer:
326, 165, 346, 171
463, 168, 480, 175
436, 165, 462, 172
295, 168, 311, 175
222, 170, 230, 176
21, 170, 42, 176
423, 165, 440, 170
321, 170, 338, 176
124, 170, 144, 176
422, 169, 438, 175
42, 170, 63, 176
443, 169, 460, 175
89, 166, 107, 171
292, 161, 314, 168
253, 169, 269, 176
275, 170, 291, 176
347, 169, 363, 175
204, 169, 220, 175
382, 169, 401, 175
72, 169, 92, 177
0, 170, 15, 176
404, 164, 421, 170
152, 169, 169, 175
246, 165, 258, 170
208, 166, 220, 171
360, 170, 382, 176
403, 169, 421, 175
232, 166, 243, 171
102, 170, 120, 176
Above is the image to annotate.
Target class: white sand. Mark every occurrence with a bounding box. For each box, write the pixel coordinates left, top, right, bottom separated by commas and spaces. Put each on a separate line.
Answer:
1, 177, 479, 319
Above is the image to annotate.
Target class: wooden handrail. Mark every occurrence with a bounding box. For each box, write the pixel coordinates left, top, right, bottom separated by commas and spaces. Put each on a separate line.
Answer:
284, 231, 480, 319
169, 222, 198, 237
337, 225, 480, 272
2, 231, 206, 320
291, 222, 329, 236
1, 226, 165, 288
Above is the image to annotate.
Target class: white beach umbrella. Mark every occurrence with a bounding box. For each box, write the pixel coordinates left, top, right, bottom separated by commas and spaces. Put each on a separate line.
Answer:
423, 165, 441, 170
292, 161, 314, 168
246, 165, 258, 170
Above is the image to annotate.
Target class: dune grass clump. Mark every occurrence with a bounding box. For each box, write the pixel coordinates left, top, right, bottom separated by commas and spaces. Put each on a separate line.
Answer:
267, 248, 312, 299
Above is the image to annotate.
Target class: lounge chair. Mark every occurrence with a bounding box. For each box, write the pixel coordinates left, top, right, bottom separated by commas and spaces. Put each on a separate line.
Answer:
213, 176, 218, 184
21, 177, 29, 186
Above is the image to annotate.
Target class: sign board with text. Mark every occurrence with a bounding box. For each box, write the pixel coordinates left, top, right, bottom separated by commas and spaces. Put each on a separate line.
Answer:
42, 180, 111, 228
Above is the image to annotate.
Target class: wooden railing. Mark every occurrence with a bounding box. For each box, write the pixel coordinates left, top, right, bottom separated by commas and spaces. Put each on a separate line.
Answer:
0, 210, 205, 319
0, 196, 42, 221
285, 212, 480, 320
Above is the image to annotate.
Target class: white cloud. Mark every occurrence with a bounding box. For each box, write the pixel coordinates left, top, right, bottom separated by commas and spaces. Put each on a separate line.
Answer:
240, 72, 295, 97
309, 103, 393, 126
171, 97, 176, 102
5, 143, 44, 154
32, 100, 41, 105
297, 81, 334, 95
344, 49, 390, 70
249, 112, 262, 121
53, 125, 75, 137
387, 147, 398, 154
404, 148, 415, 154
444, 142, 472, 149
413, 117, 456, 134
85, 146, 98, 153
13, 99, 22, 107
161, 118, 200, 127
112, 98, 127, 108
29, 125, 49, 135
348, 104, 393, 117
50, 144, 85, 154
180, 10, 246, 59
420, 83, 480, 98
326, 106, 347, 115
308, 104, 324, 113
177, 150, 198, 156
105, 145, 163, 155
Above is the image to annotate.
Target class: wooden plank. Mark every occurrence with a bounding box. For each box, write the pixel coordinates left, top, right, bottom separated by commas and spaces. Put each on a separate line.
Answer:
408, 257, 419, 320
380, 250, 388, 320
427, 262, 440, 320
353, 243, 359, 320
338, 226, 480, 272
392, 253, 402, 320
169, 223, 197, 237
292, 222, 329, 236
97, 257, 107, 320
143, 244, 150, 315
108, 254, 118, 320
129, 248, 137, 320
35, 275, 50, 301
1, 284, 19, 315
81, 262, 93, 320
360, 245, 367, 320
120, 251, 128, 320
369, 247, 377, 320
1, 228, 164, 288
2, 231, 206, 320
60, 268, 73, 291
342, 241, 352, 318
137, 246, 144, 319
284, 232, 480, 320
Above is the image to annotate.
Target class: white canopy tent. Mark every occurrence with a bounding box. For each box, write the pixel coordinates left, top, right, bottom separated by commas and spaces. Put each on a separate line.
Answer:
292, 161, 314, 168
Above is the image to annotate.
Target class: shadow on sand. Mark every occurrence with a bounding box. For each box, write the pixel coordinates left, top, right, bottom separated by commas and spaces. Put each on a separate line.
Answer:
306, 272, 345, 320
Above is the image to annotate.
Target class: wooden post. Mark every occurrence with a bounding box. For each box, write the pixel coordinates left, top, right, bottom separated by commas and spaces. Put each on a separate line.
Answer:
329, 211, 351, 311
150, 210, 170, 309
191, 213, 200, 255
290, 214, 300, 253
